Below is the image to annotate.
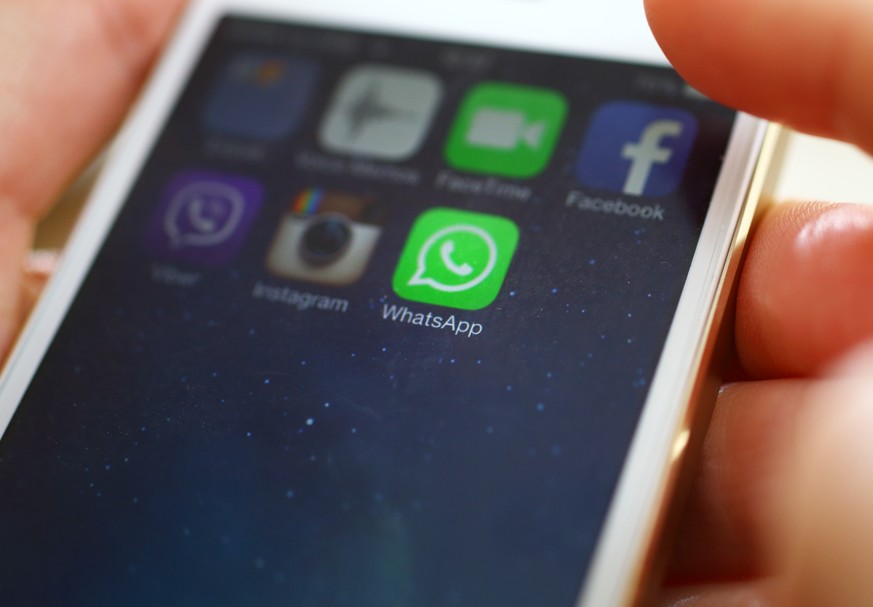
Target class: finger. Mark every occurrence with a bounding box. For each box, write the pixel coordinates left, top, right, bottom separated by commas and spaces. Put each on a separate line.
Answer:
19, 250, 60, 322
736, 202, 873, 378
0, 207, 35, 359
656, 579, 777, 607
767, 348, 873, 607
644, 0, 873, 154
667, 203, 873, 582
0, 0, 183, 358
0, 0, 182, 217
666, 380, 816, 582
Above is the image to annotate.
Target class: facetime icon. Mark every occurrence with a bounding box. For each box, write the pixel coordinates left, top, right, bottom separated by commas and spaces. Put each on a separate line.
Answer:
446, 81, 567, 179
465, 109, 547, 151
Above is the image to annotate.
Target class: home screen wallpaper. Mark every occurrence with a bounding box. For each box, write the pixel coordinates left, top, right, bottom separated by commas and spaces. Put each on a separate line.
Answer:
0, 16, 735, 607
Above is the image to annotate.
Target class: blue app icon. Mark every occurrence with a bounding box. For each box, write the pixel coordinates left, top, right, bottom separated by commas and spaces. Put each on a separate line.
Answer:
575, 101, 697, 197
202, 53, 318, 141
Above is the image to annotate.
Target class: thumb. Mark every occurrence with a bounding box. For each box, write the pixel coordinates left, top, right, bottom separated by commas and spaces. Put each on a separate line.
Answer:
645, 0, 873, 155
768, 344, 873, 607
0, 0, 182, 359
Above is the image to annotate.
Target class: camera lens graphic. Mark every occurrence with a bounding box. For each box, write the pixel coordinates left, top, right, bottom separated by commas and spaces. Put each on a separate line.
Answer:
300, 214, 352, 266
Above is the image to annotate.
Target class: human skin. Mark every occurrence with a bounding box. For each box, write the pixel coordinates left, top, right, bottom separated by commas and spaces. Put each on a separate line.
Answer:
3, 1, 873, 606
647, 0, 873, 605
0, 0, 183, 356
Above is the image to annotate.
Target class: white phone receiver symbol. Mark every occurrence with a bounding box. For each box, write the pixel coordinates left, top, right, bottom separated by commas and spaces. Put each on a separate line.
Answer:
187, 197, 218, 233
408, 223, 499, 293
439, 240, 473, 277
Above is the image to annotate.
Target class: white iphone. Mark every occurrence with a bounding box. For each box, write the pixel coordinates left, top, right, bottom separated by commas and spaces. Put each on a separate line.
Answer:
0, 0, 777, 605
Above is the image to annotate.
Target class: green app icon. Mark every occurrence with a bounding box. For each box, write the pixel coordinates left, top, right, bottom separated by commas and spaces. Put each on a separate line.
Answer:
445, 82, 567, 179
393, 208, 519, 310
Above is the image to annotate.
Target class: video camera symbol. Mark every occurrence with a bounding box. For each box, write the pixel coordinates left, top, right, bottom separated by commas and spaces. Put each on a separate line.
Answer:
465, 108, 547, 151
445, 81, 566, 179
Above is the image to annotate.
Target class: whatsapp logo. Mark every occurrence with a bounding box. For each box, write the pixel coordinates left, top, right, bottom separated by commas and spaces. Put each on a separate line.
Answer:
393, 208, 519, 310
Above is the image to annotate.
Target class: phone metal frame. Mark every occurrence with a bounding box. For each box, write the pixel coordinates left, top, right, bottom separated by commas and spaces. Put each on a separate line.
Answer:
0, 0, 775, 605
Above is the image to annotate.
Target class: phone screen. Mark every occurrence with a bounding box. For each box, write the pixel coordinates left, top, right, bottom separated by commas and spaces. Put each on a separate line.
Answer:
0, 16, 735, 606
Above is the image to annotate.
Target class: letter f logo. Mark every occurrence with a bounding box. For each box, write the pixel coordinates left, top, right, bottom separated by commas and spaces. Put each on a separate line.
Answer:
621, 119, 683, 195
575, 102, 698, 197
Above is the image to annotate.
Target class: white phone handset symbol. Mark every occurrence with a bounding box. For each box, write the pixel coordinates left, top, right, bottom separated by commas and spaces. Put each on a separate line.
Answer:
187, 197, 218, 233
439, 240, 473, 277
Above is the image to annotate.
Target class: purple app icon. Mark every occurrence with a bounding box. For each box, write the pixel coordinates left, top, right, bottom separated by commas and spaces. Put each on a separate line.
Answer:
144, 171, 263, 266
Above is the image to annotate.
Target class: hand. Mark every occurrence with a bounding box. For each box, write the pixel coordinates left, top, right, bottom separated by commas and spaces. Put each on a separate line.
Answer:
0, 0, 182, 360
646, 0, 873, 604
3, 1, 873, 604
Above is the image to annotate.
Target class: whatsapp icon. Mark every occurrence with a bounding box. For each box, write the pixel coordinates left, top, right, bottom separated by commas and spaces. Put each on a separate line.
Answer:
393, 208, 519, 310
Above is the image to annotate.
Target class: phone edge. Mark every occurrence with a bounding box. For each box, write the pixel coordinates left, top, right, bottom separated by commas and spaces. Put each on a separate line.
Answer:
579, 120, 785, 607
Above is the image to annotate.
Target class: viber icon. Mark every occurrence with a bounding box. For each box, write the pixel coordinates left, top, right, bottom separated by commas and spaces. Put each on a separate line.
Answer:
144, 171, 263, 266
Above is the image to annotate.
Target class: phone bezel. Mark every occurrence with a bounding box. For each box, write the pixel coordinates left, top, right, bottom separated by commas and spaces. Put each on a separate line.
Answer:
0, 1, 771, 605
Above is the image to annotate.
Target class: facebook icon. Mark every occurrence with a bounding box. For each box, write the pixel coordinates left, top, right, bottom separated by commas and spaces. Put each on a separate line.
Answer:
575, 101, 697, 197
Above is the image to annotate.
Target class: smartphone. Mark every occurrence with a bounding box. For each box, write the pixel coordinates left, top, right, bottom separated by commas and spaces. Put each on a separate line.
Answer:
0, 0, 777, 605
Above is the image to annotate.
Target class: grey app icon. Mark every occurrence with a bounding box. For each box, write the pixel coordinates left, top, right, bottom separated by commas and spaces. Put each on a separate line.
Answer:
319, 65, 442, 160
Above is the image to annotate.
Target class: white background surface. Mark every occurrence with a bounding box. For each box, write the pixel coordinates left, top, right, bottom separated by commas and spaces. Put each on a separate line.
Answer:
775, 132, 873, 204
